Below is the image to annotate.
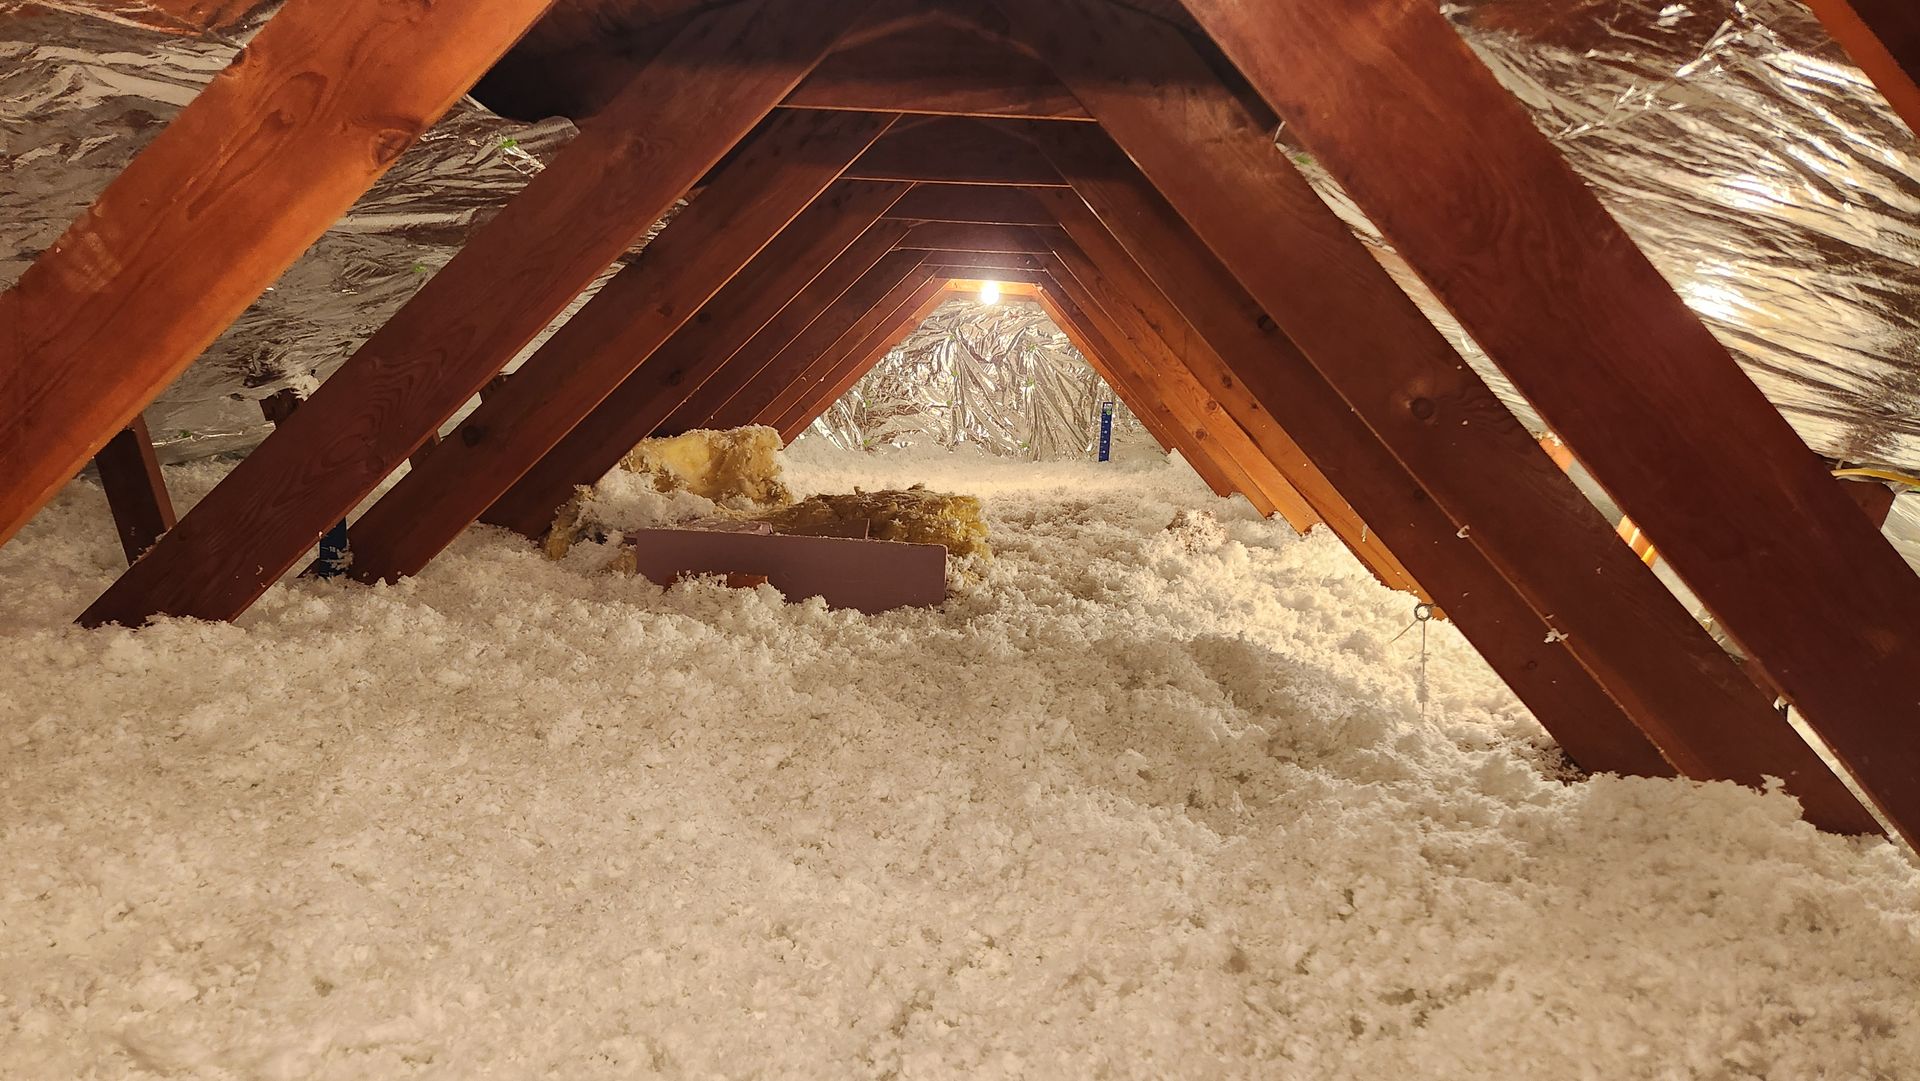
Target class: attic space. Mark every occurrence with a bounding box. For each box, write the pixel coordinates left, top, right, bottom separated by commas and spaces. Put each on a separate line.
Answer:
4, 1, 1920, 1077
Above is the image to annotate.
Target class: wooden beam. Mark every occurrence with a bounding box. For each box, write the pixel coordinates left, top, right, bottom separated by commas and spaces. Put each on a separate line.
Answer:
479, 188, 913, 540
659, 234, 916, 435
708, 252, 938, 430
844, 117, 1068, 186
344, 112, 899, 583
1034, 283, 1237, 498
1176, 0, 1919, 840
0, 0, 557, 550
785, 18, 1091, 119
1025, 158, 1674, 777
1050, 219, 1417, 560
1037, 249, 1319, 531
898, 223, 1053, 253
945, 279, 1041, 298
79, 0, 876, 628
886, 185, 1057, 226
1801, 0, 1920, 137
774, 281, 960, 441
916, 251, 1050, 273
1036, 266, 1283, 518
999, 0, 1879, 832
92, 417, 176, 564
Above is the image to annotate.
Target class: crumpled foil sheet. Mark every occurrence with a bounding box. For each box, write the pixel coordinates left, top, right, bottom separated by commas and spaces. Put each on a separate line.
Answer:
1, 1, 632, 462
809, 296, 1149, 460
1, 0, 1916, 484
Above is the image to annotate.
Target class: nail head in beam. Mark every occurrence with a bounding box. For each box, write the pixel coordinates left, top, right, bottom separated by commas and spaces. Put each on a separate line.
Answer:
1004, 0, 1874, 828
78, 0, 876, 629
1176, 0, 1914, 839
0, 0, 555, 551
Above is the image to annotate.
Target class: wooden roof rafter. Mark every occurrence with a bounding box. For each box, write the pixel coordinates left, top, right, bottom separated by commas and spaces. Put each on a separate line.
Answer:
3, 0, 1918, 845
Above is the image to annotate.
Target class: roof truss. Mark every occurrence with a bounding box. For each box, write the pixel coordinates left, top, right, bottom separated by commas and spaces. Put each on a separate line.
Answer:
4, 0, 1917, 844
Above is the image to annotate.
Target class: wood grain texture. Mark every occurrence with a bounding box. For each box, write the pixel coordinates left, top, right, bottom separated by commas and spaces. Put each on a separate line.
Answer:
661, 229, 913, 434
845, 118, 1067, 186
345, 110, 899, 581
0, 0, 557, 550
887, 185, 1056, 226
480, 185, 912, 539
1037, 262, 1281, 517
1043, 224, 1339, 540
1030, 154, 1673, 776
898, 222, 1053, 253
1039, 247, 1314, 529
78, 0, 874, 627
784, 18, 1091, 119
710, 252, 935, 429
774, 280, 959, 441
93, 417, 176, 565
1030, 283, 1236, 498
1180, 0, 1919, 841
1801, 0, 1920, 137
1002, 0, 1878, 832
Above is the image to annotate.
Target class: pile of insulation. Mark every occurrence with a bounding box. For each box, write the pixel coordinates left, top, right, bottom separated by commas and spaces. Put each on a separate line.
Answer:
544, 427, 990, 566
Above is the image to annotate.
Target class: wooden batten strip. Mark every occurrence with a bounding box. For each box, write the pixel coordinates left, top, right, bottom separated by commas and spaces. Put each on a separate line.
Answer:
92, 417, 176, 565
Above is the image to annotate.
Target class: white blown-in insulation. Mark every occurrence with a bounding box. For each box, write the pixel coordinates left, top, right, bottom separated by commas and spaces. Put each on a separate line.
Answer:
2, 442, 1916, 1079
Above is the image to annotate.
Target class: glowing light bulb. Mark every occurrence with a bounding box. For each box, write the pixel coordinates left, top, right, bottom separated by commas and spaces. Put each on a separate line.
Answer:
979, 281, 1001, 305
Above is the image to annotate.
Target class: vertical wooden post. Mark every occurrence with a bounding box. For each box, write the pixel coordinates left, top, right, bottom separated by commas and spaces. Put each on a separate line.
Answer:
0, 0, 559, 549
80, 0, 880, 628
92, 417, 176, 564
1176, 0, 1919, 841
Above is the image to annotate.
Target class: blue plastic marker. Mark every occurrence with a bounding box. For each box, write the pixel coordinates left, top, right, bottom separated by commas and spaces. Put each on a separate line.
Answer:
1098, 401, 1114, 462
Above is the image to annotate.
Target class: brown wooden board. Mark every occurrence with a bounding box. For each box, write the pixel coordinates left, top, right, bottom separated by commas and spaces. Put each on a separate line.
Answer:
343, 112, 899, 583
79, 0, 875, 628
1029, 158, 1675, 777
844, 117, 1067, 186
1038, 266, 1282, 518
92, 417, 176, 564
1042, 245, 1320, 531
886, 185, 1057, 226
711, 254, 938, 430
898, 223, 1054, 253
481, 194, 912, 540
624, 528, 947, 614
1801, 0, 1920, 137
999, 0, 1878, 833
0, 0, 556, 549
770, 280, 957, 439
1178, 0, 1919, 840
658, 230, 915, 436
784, 18, 1091, 120
1036, 283, 1240, 500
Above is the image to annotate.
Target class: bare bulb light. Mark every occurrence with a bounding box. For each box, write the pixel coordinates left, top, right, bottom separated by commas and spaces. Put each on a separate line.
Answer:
979, 281, 1001, 305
